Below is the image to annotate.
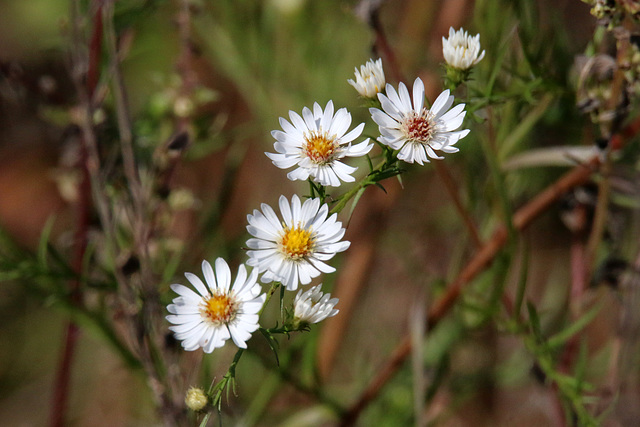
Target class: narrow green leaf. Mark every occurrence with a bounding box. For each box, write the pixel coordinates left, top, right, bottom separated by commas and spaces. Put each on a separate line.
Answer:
547, 303, 602, 349
374, 182, 387, 194
259, 328, 280, 366
37, 216, 56, 267
573, 339, 588, 392
499, 94, 554, 160
526, 301, 543, 340
345, 187, 367, 225
514, 242, 529, 319
365, 153, 373, 173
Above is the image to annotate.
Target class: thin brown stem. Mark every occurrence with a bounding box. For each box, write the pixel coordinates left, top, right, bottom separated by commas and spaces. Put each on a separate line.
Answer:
176, 0, 197, 131
585, 23, 631, 278
103, 1, 143, 215
370, 8, 405, 83
585, 151, 611, 279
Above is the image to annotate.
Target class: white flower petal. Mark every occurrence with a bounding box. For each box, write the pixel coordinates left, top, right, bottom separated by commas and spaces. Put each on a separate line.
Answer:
430, 90, 453, 117
412, 78, 425, 112
185, 272, 209, 297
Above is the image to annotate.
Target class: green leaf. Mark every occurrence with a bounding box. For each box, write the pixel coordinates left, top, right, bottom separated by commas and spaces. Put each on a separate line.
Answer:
547, 303, 602, 349
374, 182, 387, 194
259, 328, 280, 367
513, 242, 529, 319
37, 216, 56, 268
345, 187, 367, 225
499, 93, 554, 160
526, 301, 543, 341
365, 154, 374, 173
573, 339, 588, 392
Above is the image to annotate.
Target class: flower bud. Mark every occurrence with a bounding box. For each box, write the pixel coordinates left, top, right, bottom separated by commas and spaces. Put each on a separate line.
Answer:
185, 387, 208, 412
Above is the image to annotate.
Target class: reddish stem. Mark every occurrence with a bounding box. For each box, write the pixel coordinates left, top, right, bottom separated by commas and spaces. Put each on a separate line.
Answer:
49, 3, 102, 426
370, 8, 405, 83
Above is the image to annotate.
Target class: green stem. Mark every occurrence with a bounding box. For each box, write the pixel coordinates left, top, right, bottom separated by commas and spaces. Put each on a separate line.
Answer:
329, 176, 374, 215
329, 153, 398, 215
482, 109, 516, 244
259, 281, 281, 316
246, 346, 345, 416
523, 334, 598, 426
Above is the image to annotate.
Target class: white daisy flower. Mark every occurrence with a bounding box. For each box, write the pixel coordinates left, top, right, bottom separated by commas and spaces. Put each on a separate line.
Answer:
369, 77, 470, 164
442, 27, 485, 70
246, 194, 350, 291
266, 101, 373, 187
348, 58, 386, 98
166, 258, 266, 353
293, 284, 339, 325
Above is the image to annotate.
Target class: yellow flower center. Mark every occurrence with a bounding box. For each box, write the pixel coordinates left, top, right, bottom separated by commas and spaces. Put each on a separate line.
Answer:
280, 225, 315, 260
303, 131, 338, 165
201, 293, 237, 325
401, 110, 435, 145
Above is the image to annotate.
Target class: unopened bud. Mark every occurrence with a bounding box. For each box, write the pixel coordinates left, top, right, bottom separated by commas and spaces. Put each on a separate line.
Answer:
185, 387, 208, 411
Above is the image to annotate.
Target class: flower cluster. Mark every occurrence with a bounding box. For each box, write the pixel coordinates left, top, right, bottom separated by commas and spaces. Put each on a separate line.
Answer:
166, 195, 349, 353
166, 27, 479, 409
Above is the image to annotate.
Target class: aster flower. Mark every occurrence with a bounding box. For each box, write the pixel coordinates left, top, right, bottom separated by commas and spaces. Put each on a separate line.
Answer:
348, 58, 386, 98
166, 258, 266, 353
266, 101, 373, 187
442, 27, 485, 70
246, 194, 350, 291
293, 284, 339, 326
369, 77, 470, 164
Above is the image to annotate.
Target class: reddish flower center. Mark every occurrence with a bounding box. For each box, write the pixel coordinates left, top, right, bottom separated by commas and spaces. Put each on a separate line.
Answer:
401, 110, 435, 144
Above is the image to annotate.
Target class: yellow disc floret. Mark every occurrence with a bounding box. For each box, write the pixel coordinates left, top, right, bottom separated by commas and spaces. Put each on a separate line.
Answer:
201, 294, 237, 325
303, 131, 338, 165
280, 224, 315, 260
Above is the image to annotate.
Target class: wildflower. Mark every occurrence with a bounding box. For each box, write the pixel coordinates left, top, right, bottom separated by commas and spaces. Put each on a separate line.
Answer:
246, 195, 350, 291
166, 259, 266, 353
348, 58, 386, 98
442, 27, 485, 70
293, 284, 339, 327
185, 387, 208, 411
369, 77, 469, 164
266, 101, 372, 187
